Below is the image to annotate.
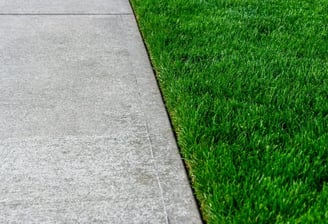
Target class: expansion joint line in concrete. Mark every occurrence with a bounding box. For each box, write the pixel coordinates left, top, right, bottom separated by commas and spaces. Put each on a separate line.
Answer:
0, 13, 133, 16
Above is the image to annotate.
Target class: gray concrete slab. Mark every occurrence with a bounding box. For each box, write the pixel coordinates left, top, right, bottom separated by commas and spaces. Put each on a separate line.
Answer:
0, 0, 131, 14
0, 3, 202, 223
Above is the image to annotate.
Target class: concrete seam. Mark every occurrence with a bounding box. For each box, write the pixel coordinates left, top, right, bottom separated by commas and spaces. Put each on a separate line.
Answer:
144, 122, 170, 224
130, 65, 169, 223
129, 58, 169, 223
0, 13, 133, 16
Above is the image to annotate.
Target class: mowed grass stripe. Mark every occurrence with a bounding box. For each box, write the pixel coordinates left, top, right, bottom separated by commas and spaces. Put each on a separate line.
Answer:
130, 0, 328, 223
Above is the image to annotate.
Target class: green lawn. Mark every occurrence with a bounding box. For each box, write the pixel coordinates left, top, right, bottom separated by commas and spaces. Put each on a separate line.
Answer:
130, 0, 328, 223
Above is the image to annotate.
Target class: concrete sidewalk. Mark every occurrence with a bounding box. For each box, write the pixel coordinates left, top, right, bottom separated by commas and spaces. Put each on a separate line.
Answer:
0, 1, 202, 223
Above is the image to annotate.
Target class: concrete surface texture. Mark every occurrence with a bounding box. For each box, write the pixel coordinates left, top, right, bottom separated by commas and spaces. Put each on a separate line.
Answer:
0, 1, 202, 223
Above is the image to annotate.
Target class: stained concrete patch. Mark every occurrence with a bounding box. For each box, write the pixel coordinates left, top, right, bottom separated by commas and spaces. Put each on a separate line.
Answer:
0, 3, 202, 223
0, 0, 131, 14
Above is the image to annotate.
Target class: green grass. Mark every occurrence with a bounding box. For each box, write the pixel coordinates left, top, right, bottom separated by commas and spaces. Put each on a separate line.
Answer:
130, 0, 328, 223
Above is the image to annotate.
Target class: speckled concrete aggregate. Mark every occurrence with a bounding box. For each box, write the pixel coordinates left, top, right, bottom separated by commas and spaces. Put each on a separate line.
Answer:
0, 1, 202, 223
